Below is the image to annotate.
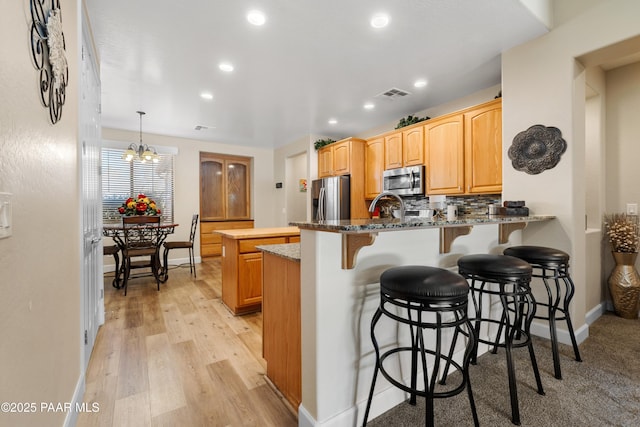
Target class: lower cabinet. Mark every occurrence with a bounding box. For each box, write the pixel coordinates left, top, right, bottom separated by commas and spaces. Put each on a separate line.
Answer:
262, 251, 301, 409
237, 252, 264, 309
219, 227, 300, 315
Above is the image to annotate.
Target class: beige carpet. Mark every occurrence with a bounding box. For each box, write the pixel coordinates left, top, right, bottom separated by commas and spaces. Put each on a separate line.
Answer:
367, 313, 640, 426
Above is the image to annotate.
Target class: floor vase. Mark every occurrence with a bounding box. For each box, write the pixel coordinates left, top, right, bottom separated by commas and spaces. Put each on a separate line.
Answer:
608, 252, 640, 319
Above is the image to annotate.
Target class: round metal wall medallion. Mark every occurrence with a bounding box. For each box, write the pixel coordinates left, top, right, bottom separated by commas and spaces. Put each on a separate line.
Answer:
508, 125, 567, 175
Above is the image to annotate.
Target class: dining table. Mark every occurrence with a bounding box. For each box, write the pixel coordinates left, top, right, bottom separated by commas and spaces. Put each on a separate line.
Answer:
103, 221, 179, 288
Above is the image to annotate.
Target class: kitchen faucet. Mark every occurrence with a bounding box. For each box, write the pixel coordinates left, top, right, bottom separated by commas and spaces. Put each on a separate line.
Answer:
368, 191, 405, 221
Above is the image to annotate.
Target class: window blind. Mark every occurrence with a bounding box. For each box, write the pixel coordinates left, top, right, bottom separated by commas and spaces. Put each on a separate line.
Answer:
102, 148, 175, 224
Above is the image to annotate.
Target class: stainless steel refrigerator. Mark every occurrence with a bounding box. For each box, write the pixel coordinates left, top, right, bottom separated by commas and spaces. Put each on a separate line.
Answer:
311, 175, 350, 220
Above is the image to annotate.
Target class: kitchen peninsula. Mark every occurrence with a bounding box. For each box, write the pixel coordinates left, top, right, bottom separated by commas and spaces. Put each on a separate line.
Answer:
288, 215, 554, 427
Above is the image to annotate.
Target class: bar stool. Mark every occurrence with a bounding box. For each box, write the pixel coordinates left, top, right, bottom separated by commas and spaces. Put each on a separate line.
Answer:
503, 246, 582, 379
457, 254, 545, 426
363, 265, 479, 427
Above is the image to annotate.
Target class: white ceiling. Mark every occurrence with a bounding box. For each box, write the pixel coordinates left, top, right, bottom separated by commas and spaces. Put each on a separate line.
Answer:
85, 0, 548, 149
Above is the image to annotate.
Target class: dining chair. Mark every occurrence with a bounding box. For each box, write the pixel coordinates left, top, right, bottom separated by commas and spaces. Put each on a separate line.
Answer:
162, 214, 199, 280
122, 215, 161, 295
103, 244, 121, 288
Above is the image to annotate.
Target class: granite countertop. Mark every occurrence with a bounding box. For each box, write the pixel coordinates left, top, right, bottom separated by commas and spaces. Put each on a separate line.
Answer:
289, 214, 555, 233
256, 243, 300, 261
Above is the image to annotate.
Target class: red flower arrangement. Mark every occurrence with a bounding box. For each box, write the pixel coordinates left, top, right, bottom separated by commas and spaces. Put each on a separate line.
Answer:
118, 194, 161, 216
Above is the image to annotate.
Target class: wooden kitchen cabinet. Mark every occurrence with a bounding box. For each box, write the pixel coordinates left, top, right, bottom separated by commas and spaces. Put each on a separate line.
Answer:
318, 148, 334, 178
424, 114, 465, 195
317, 139, 351, 177
424, 98, 501, 195
262, 251, 301, 410
200, 152, 251, 220
365, 137, 384, 199
383, 126, 424, 170
402, 126, 424, 166
200, 220, 254, 257
464, 99, 502, 194
316, 137, 369, 218
384, 132, 403, 170
237, 252, 263, 308
219, 227, 300, 315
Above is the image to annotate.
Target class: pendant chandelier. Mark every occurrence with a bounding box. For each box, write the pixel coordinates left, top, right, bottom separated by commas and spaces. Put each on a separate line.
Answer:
122, 111, 159, 163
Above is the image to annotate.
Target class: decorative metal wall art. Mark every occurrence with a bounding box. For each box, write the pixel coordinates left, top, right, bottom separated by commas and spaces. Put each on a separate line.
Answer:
508, 125, 567, 175
30, 0, 68, 124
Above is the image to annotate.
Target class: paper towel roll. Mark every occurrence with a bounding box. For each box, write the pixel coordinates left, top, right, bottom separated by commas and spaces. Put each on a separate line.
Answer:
447, 205, 458, 220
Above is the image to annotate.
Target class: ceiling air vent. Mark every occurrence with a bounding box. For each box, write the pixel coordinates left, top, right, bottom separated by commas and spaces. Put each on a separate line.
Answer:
376, 87, 411, 100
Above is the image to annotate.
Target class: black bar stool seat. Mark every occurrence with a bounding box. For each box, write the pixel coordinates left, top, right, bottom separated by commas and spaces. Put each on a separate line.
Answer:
503, 245, 582, 379
363, 265, 479, 427
458, 254, 545, 426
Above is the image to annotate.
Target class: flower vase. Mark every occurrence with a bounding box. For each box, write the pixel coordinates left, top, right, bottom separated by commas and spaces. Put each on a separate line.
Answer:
607, 252, 640, 319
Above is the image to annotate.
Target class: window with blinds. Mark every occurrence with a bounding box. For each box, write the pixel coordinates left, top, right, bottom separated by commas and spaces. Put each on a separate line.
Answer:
102, 148, 175, 224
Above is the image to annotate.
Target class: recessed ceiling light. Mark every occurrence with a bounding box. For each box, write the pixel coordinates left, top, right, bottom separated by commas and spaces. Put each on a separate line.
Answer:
200, 92, 213, 100
370, 13, 390, 29
219, 62, 234, 72
364, 102, 375, 110
247, 10, 266, 26
414, 79, 428, 88
328, 119, 338, 125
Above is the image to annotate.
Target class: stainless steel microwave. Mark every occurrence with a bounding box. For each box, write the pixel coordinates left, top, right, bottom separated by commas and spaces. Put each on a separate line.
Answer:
383, 165, 425, 196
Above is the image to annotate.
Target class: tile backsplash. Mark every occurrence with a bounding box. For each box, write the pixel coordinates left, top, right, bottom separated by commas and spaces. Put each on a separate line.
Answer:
403, 194, 502, 215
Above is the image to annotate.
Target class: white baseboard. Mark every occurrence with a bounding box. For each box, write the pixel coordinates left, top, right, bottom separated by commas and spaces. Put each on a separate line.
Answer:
63, 373, 85, 427
297, 348, 469, 427
299, 383, 408, 427
531, 304, 605, 345
585, 302, 606, 325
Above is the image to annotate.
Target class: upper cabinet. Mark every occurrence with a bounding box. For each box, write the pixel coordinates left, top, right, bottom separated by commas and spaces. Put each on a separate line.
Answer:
402, 126, 424, 167
464, 99, 502, 194
316, 138, 369, 218
318, 139, 352, 178
200, 152, 251, 221
384, 127, 424, 170
424, 114, 465, 195
424, 99, 502, 195
365, 137, 384, 199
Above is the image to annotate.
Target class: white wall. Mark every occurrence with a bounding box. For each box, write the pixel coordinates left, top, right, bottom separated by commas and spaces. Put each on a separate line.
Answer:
273, 135, 317, 226
585, 66, 607, 312
502, 0, 640, 326
0, 1, 81, 426
286, 152, 308, 222
605, 61, 640, 212
102, 128, 278, 254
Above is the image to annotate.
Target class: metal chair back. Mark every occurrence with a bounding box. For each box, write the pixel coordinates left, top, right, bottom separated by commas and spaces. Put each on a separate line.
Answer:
122, 215, 161, 250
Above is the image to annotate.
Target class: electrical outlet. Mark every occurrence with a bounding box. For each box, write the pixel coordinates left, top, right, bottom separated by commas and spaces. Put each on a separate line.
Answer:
627, 203, 638, 216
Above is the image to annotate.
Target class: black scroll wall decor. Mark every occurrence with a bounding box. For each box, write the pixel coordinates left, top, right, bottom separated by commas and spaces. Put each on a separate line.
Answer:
508, 124, 567, 175
30, 0, 68, 124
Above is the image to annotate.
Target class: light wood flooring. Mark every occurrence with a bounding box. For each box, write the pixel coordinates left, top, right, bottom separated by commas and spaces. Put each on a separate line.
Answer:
77, 258, 297, 427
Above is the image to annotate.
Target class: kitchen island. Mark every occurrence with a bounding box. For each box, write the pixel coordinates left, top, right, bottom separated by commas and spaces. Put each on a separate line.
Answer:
218, 226, 300, 314
288, 215, 554, 427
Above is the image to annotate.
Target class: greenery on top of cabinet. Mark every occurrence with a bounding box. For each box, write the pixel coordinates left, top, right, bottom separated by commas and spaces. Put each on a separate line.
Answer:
314, 138, 336, 150
395, 115, 430, 129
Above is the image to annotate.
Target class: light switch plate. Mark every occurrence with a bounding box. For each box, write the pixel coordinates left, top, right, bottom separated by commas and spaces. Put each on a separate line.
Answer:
0, 192, 12, 239
627, 203, 638, 216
